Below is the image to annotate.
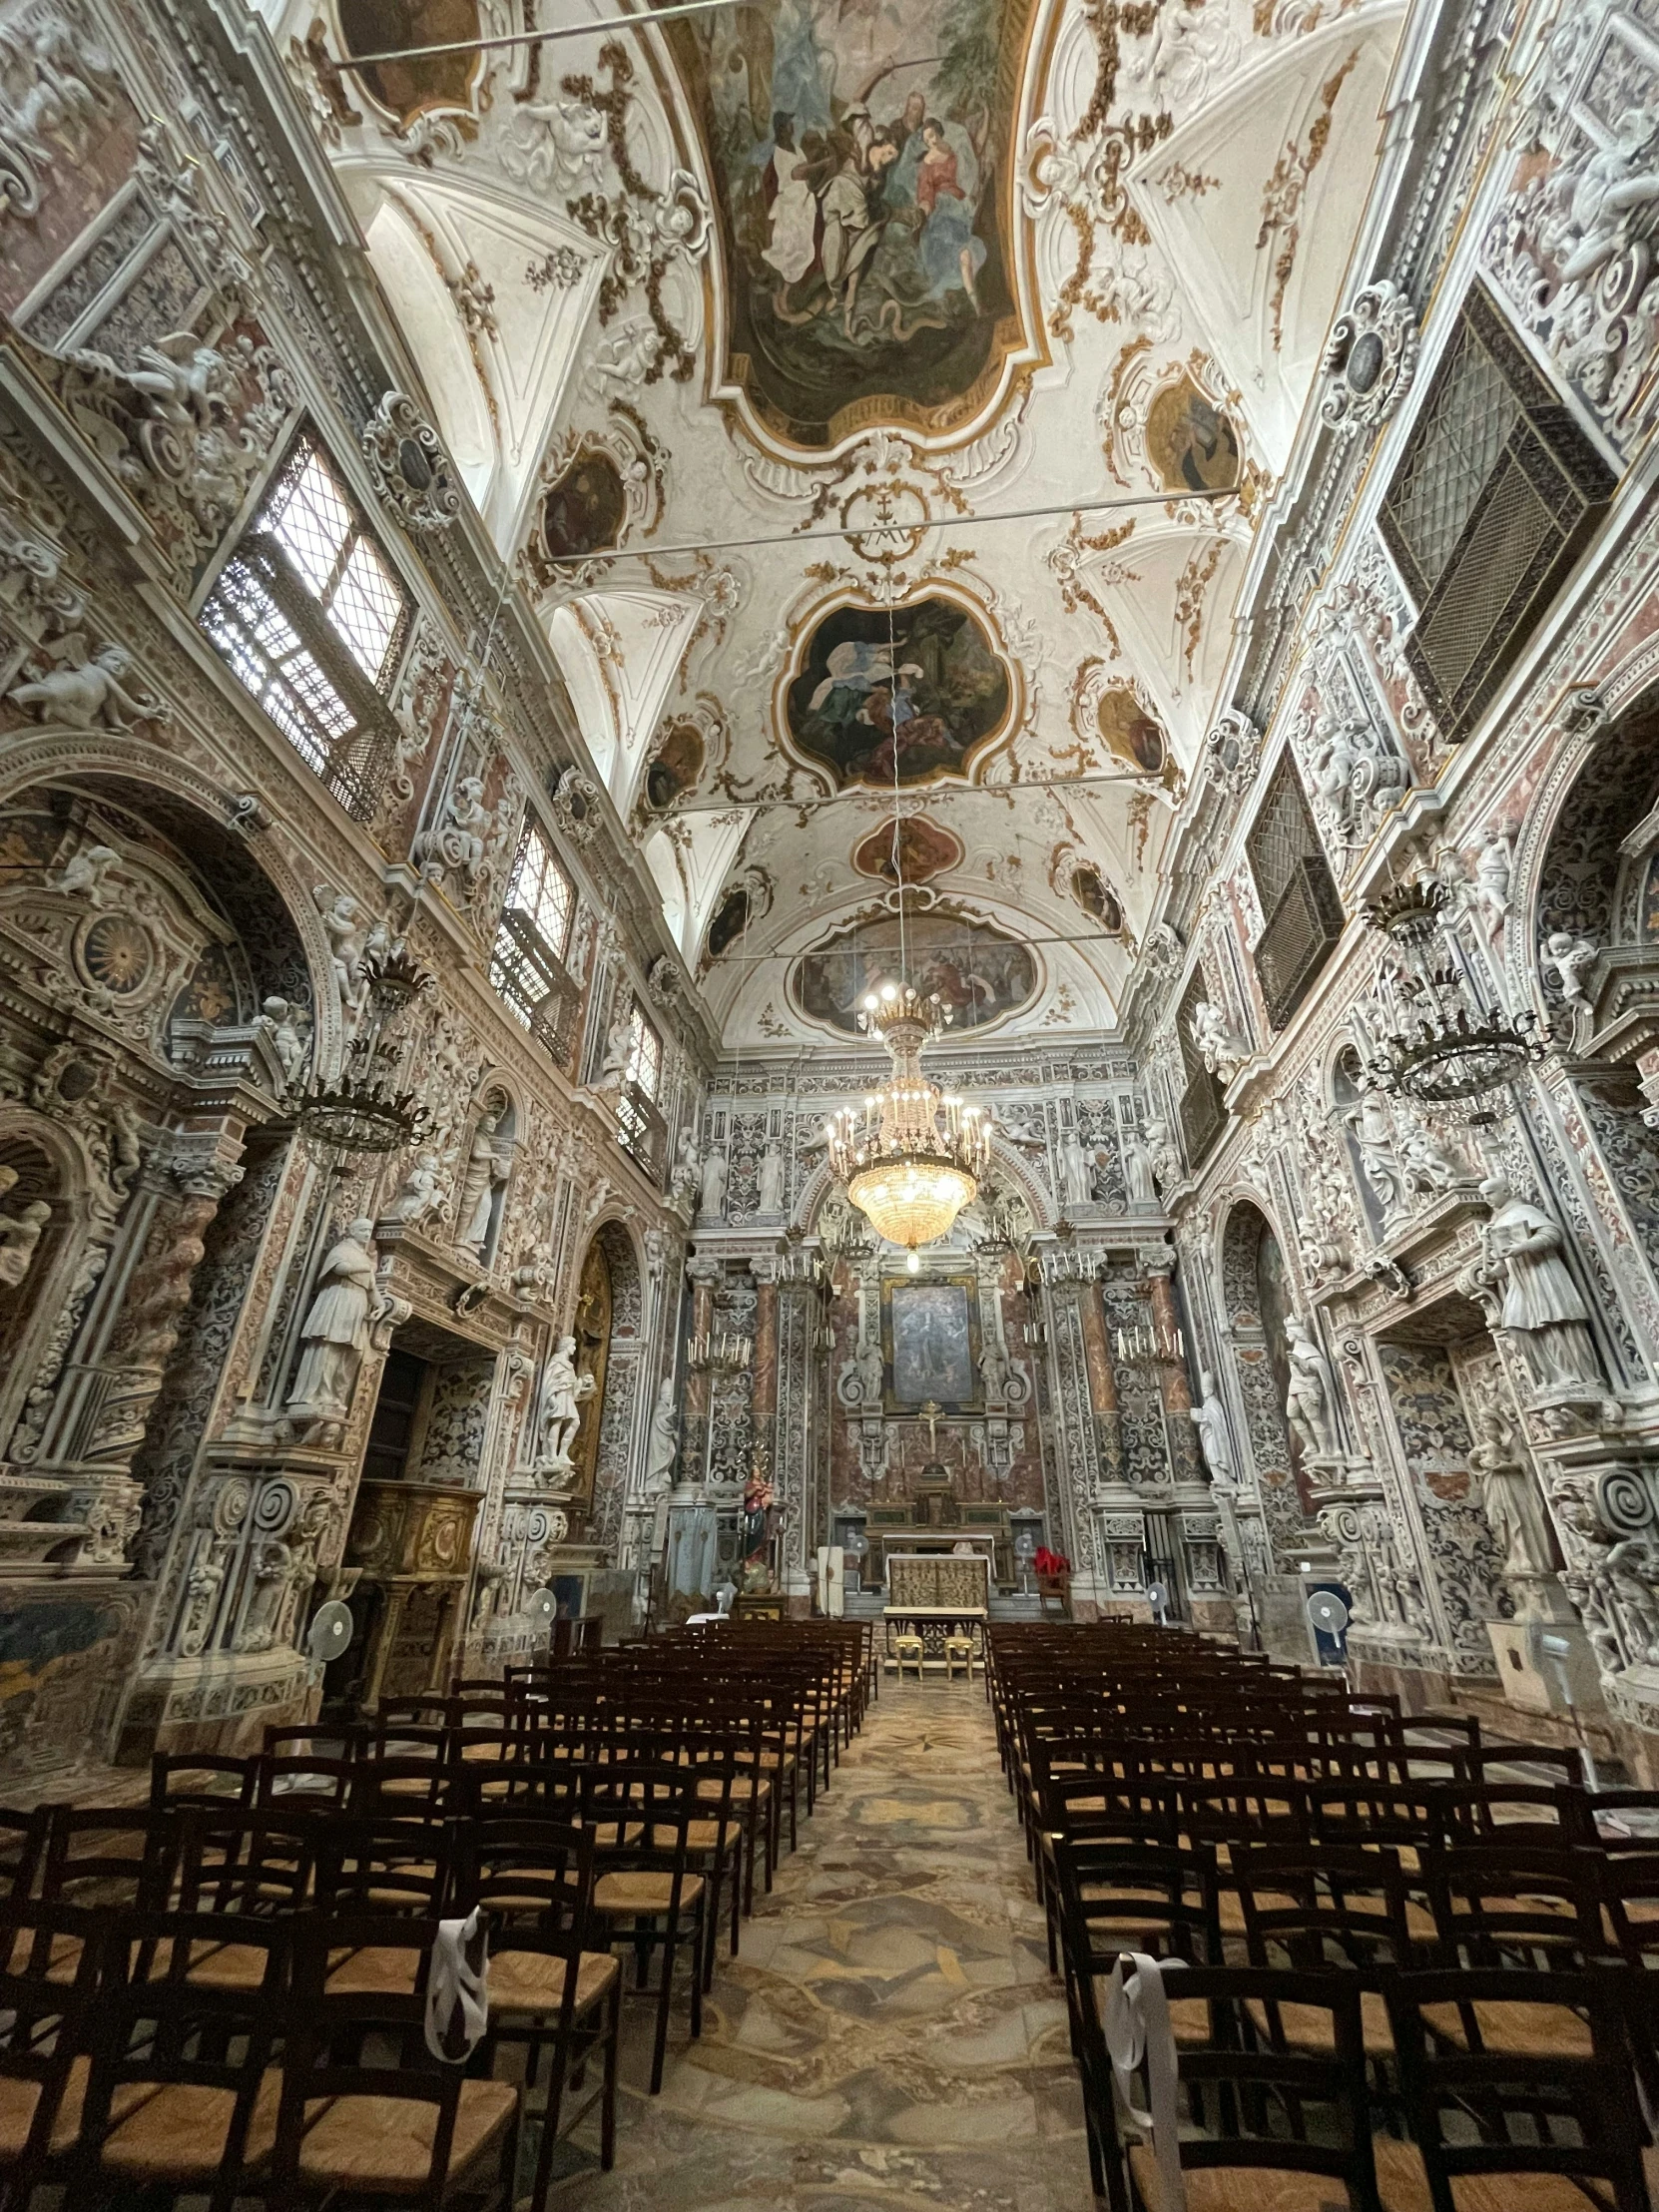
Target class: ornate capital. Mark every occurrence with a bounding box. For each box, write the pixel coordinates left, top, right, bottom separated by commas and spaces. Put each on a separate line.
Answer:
685, 1255, 725, 1290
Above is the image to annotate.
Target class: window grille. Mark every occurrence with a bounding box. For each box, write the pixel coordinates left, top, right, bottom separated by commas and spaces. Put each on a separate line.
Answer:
490, 824, 579, 1062
1247, 757, 1345, 1029
200, 432, 412, 821
1176, 972, 1227, 1170
1380, 284, 1615, 743
614, 998, 666, 1173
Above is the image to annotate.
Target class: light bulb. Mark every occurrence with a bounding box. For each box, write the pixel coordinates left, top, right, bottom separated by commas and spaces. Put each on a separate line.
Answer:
906, 1250, 920, 1273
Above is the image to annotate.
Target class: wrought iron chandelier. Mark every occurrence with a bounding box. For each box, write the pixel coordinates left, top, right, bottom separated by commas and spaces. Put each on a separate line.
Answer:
292, 942, 432, 1156
826, 980, 992, 1269
1359, 880, 1546, 1105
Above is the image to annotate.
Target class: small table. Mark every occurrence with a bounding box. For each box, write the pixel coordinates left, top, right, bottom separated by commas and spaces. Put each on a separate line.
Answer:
881, 1604, 989, 1667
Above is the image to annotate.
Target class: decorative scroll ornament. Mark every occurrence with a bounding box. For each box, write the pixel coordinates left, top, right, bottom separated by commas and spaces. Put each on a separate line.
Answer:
1357, 879, 1546, 1104
826, 981, 993, 1268
548, 766, 600, 847
1320, 278, 1419, 435
362, 392, 460, 533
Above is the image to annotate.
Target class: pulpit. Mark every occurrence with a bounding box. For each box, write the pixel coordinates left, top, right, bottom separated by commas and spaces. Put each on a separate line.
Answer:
339, 1479, 480, 1711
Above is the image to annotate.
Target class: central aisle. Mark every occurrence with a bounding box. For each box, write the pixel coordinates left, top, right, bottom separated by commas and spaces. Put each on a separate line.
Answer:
552, 1676, 1090, 2208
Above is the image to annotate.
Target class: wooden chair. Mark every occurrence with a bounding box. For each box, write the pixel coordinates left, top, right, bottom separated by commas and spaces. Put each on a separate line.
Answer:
1091, 1964, 1382, 2212
69, 1909, 288, 2212
0, 1901, 112, 2209
272, 1914, 518, 2209
148, 1753, 259, 1813
1384, 1965, 1647, 2212
453, 1818, 621, 2205
582, 1761, 709, 2094
0, 1810, 44, 1904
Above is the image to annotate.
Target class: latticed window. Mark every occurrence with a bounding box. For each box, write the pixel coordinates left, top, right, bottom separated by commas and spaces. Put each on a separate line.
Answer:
1176, 972, 1227, 1170
200, 432, 412, 822
1247, 756, 1345, 1029
490, 822, 578, 1061
1380, 285, 1615, 743
624, 1002, 662, 1101
615, 997, 666, 1172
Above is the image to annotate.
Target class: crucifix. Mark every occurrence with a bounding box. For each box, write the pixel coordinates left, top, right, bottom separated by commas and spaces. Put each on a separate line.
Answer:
919, 1399, 942, 1457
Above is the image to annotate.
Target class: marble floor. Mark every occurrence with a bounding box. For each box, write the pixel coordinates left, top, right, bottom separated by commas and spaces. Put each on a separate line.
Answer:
546, 1677, 1090, 2210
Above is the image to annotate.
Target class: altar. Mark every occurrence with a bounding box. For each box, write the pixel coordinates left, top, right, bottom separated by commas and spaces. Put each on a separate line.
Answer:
882, 1551, 989, 1665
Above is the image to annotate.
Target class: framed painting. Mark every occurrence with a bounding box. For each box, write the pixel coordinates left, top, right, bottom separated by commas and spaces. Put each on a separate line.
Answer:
882, 1278, 980, 1411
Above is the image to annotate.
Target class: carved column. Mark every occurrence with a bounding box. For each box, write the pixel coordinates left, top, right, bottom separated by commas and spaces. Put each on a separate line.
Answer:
750, 1253, 781, 1479
681, 1254, 723, 1489
1077, 1273, 1127, 1485
1141, 1246, 1203, 1490
774, 1271, 817, 1609
1040, 1259, 1109, 1614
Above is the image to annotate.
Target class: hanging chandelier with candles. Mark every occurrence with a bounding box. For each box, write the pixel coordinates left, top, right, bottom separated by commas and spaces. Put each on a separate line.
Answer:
826, 978, 993, 1269
1357, 879, 1546, 1105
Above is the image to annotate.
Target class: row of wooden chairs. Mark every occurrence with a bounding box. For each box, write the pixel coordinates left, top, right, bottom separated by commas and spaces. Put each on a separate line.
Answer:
988, 1619, 1659, 2208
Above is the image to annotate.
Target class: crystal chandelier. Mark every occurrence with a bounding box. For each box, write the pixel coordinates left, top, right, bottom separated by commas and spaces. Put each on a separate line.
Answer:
1358, 880, 1546, 1105
826, 980, 992, 1269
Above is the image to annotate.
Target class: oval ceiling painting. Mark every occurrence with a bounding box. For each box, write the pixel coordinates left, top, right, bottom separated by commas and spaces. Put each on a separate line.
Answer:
784, 597, 1012, 789
661, 0, 1042, 450
792, 908, 1038, 1037
852, 817, 961, 884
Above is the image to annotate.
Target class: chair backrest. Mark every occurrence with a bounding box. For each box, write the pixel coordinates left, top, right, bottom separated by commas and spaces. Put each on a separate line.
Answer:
39, 1807, 173, 1912
312, 1817, 455, 1918
1387, 1965, 1646, 2210
1051, 1838, 1221, 1973
1232, 1842, 1416, 1975
1116, 1963, 1380, 2205
1421, 1842, 1607, 1969
454, 1816, 593, 1943
149, 1754, 259, 1813
0, 1901, 111, 2194
174, 1806, 318, 1918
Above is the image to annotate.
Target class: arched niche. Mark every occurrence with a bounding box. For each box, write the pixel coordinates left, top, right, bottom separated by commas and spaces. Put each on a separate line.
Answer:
1530, 696, 1659, 1290
1218, 1199, 1309, 1566
0, 1115, 93, 1454
576, 1219, 646, 1555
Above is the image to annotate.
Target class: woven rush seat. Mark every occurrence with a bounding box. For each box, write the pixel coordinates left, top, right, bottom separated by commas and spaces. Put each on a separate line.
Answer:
323, 1943, 421, 1995
1244, 1990, 1396, 2055
1418, 1994, 1594, 2056
98, 2070, 286, 2181
0, 2057, 156, 2158
592, 1870, 706, 1915
487, 1947, 619, 2016
295, 2078, 516, 2191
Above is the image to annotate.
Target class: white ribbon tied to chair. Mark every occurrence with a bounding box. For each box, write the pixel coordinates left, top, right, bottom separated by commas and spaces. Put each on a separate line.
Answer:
1103, 1951, 1187, 2212
424, 1908, 490, 2063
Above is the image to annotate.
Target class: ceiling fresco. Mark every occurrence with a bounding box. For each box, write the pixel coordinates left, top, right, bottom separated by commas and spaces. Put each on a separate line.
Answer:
791, 907, 1040, 1037
658, 0, 1043, 451
781, 594, 1014, 789
289, 0, 1409, 1050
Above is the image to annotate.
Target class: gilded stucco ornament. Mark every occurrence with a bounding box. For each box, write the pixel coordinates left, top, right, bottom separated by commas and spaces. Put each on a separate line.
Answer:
361, 392, 461, 534
1320, 278, 1419, 435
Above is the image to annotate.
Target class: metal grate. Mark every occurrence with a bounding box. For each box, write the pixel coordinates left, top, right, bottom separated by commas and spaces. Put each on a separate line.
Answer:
1384, 332, 1517, 599
1381, 285, 1615, 742
1256, 855, 1347, 1030
1247, 756, 1324, 915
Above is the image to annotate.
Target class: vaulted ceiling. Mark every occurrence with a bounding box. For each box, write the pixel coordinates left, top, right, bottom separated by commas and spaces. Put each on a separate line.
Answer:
276, 0, 1407, 1051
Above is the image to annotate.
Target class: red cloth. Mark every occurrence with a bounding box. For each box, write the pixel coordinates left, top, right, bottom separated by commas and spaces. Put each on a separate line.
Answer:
1033, 1547, 1070, 1577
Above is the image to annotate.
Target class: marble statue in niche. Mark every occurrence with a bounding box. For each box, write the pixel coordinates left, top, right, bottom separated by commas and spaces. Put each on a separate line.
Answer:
645, 1378, 679, 1494
699, 1147, 728, 1220
284, 1219, 385, 1432
1474, 1177, 1603, 1396
1468, 1407, 1554, 1584
757, 1140, 786, 1216
538, 1335, 595, 1476
0, 1168, 51, 1289
1284, 1315, 1339, 1461
1191, 1372, 1234, 1482
456, 1108, 510, 1259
